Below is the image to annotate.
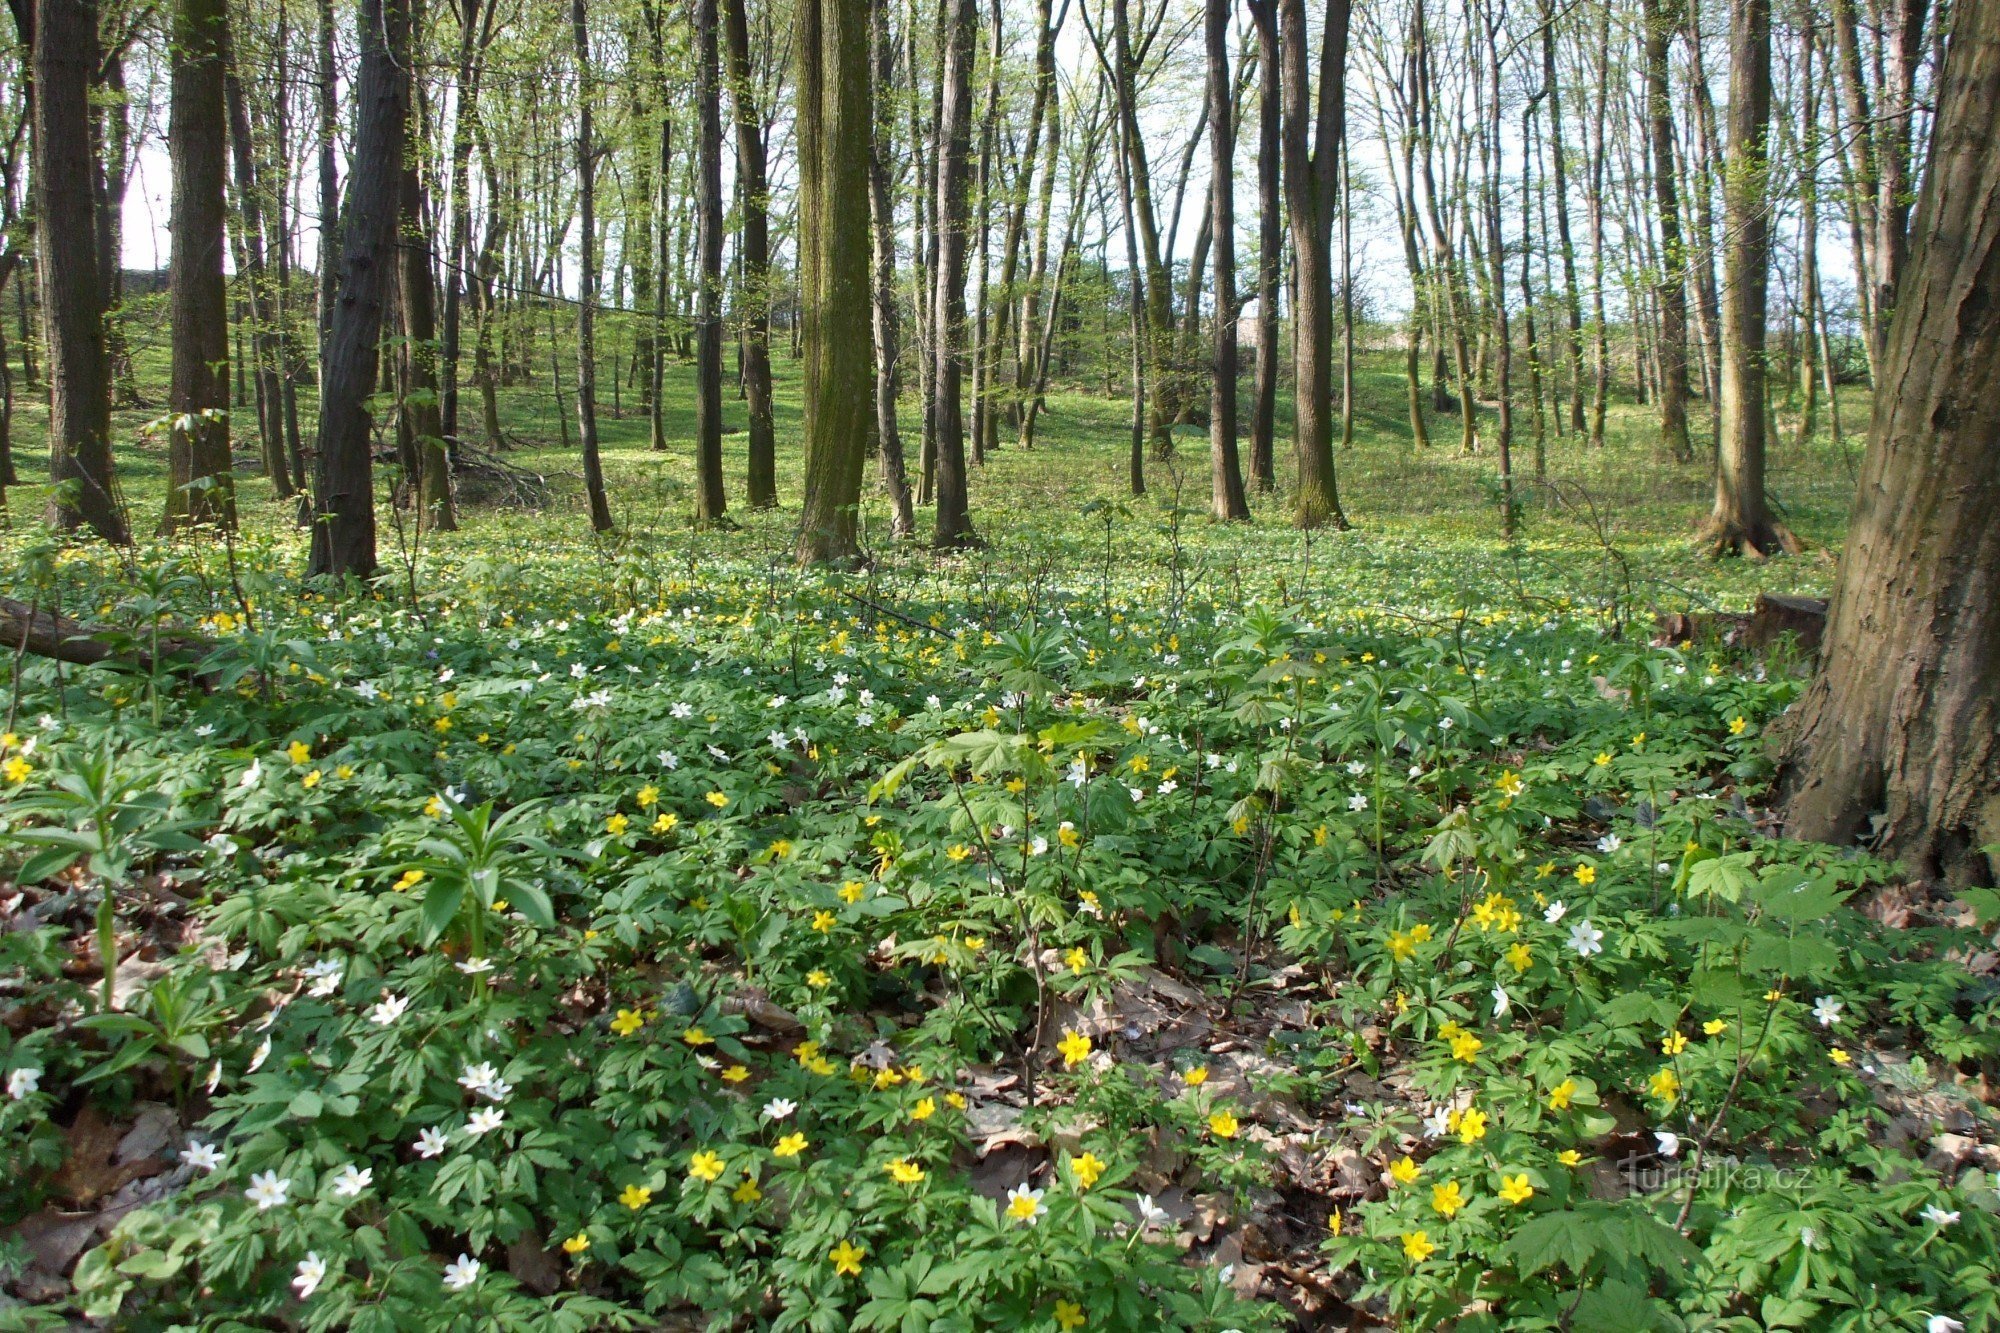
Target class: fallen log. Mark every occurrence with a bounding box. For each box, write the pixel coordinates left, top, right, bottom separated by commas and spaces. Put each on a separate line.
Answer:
1, 597, 216, 675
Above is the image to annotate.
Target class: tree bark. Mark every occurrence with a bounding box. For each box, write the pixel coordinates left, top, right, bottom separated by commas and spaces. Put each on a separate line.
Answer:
1641, 0, 1693, 462
308, 0, 409, 579
869, 0, 916, 537
1248, 0, 1279, 491
1206, 0, 1247, 520
1277, 0, 1349, 529
796, 0, 874, 562
930, 0, 977, 545
693, 0, 728, 524
1777, 0, 2000, 888
399, 163, 456, 532
722, 0, 778, 509
572, 0, 614, 532
162, 0, 236, 534
33, 0, 127, 544
1704, 0, 1796, 556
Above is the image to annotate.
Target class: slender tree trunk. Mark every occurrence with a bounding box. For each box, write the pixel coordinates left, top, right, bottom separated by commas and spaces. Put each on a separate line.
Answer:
1642, 0, 1693, 461
1777, 1, 2000, 888
1586, 0, 1611, 447
968, 0, 1001, 464
572, 0, 614, 532
222, 63, 287, 496
722, 0, 777, 508
930, 0, 977, 545
400, 164, 456, 532
1479, 10, 1513, 534
1248, 0, 1279, 491
796, 0, 874, 562
1540, 0, 1584, 434
440, 0, 488, 452
644, 2, 670, 452
1704, 0, 1795, 556
1206, 0, 1247, 519
1278, 0, 1349, 529
869, 0, 916, 537
308, 0, 410, 578
316, 0, 339, 356
162, 0, 237, 533
1794, 19, 1821, 451
693, 0, 728, 523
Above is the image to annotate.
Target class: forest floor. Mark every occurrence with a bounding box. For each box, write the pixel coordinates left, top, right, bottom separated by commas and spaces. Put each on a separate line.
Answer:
3, 329, 1995, 1331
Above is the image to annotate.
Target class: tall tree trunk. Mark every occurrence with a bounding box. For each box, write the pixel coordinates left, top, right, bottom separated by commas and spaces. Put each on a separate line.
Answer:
869, 0, 915, 537
35, 0, 126, 543
968, 0, 1001, 464
440, 0, 490, 452
162, 0, 237, 533
1777, 0, 2000, 888
308, 0, 410, 579
1794, 18, 1821, 451
693, 0, 728, 523
1704, 0, 1795, 556
1206, 0, 1247, 519
1000, 0, 1059, 430
1479, 8, 1514, 534
1277, 0, 1349, 529
1642, 0, 1693, 461
796, 0, 874, 562
222, 65, 288, 495
930, 0, 977, 545
722, 0, 778, 508
400, 164, 456, 532
1088, 0, 1177, 456
316, 0, 339, 356
1681, 19, 1724, 454
644, 0, 670, 452
1248, 0, 1279, 491
572, 0, 614, 532
1585, 0, 1611, 447
1540, 0, 1585, 434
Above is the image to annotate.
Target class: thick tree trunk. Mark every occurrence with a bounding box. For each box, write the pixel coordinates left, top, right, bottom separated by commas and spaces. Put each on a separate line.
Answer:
721, 0, 777, 509
308, 0, 409, 579
1777, 2, 2000, 889
162, 0, 236, 534
1206, 0, 1247, 521
796, 0, 874, 563
34, 0, 127, 544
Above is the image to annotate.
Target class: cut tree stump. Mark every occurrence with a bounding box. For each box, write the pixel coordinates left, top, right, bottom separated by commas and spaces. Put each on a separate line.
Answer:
1653, 593, 1828, 655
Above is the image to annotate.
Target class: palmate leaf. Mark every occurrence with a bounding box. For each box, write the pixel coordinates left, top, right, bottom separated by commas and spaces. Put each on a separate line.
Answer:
1742, 931, 1841, 979
1505, 1202, 1699, 1279
1505, 1210, 1605, 1276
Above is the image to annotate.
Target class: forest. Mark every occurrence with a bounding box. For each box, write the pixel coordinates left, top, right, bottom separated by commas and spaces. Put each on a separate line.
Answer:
0, 0, 1996, 1323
